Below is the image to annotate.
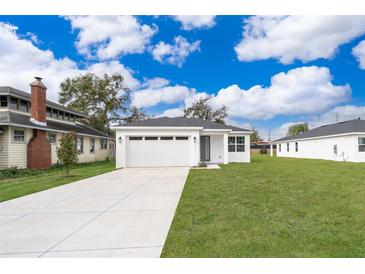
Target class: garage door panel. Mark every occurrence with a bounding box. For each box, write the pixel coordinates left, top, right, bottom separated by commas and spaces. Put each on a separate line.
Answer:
126, 138, 190, 167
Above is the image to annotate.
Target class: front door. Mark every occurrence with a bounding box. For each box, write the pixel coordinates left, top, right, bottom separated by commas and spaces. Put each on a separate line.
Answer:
200, 136, 210, 162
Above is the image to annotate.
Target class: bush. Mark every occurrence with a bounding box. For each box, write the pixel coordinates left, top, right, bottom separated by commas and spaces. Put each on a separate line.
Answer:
57, 132, 78, 177
260, 148, 268, 154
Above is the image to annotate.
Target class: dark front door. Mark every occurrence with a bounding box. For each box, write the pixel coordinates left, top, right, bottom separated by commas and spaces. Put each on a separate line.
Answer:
200, 136, 210, 162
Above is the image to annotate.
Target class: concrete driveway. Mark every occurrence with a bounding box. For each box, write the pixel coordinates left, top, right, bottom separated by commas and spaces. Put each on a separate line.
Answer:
0, 167, 189, 258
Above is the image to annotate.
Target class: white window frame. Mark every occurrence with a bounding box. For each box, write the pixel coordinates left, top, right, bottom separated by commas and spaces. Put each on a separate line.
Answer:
287, 143, 289, 152
295, 142, 298, 152
13, 128, 25, 143
48, 132, 57, 144
100, 138, 108, 149
76, 137, 84, 154
90, 138, 95, 153
333, 144, 338, 155
358, 137, 365, 152
228, 136, 245, 152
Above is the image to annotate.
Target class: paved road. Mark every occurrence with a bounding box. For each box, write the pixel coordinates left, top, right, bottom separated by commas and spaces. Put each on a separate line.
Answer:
0, 167, 189, 258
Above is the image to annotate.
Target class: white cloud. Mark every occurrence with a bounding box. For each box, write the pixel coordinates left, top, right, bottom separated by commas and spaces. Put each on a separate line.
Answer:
171, 16, 216, 30
157, 107, 184, 118
0, 22, 140, 102
141, 77, 170, 89
352, 40, 365, 69
66, 16, 157, 60
150, 36, 201, 67
235, 16, 365, 64
209, 66, 351, 120
132, 85, 197, 108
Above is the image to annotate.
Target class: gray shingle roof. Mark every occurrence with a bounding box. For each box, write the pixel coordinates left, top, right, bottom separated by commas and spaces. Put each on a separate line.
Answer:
0, 86, 87, 118
274, 119, 365, 142
0, 111, 112, 139
114, 116, 251, 132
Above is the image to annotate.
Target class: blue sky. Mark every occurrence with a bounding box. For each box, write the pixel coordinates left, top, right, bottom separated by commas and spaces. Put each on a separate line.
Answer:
1, 15, 365, 139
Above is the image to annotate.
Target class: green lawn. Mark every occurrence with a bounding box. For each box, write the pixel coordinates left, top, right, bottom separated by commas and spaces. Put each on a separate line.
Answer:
0, 161, 115, 202
161, 155, 365, 257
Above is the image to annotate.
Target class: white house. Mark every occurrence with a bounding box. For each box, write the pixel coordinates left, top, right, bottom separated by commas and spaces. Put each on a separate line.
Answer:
274, 119, 365, 162
112, 117, 252, 168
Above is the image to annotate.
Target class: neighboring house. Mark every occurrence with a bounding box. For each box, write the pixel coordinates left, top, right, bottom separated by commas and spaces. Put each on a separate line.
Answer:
112, 117, 252, 168
274, 118, 365, 162
251, 141, 276, 154
0, 77, 115, 170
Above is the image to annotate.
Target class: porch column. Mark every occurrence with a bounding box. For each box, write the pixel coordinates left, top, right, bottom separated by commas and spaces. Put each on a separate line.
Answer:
270, 142, 273, 157
223, 133, 229, 164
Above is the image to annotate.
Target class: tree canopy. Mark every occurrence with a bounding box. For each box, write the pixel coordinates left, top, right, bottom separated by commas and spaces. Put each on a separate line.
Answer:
287, 123, 309, 136
183, 97, 227, 124
59, 73, 130, 134
250, 127, 262, 142
122, 106, 148, 123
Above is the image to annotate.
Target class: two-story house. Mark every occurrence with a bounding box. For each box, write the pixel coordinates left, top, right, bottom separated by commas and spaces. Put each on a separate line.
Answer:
0, 77, 115, 170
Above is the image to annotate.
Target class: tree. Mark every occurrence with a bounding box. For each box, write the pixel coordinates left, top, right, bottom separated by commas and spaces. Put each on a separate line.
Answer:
56, 132, 78, 177
183, 97, 227, 124
287, 123, 309, 136
59, 73, 130, 134
122, 106, 148, 123
251, 127, 262, 143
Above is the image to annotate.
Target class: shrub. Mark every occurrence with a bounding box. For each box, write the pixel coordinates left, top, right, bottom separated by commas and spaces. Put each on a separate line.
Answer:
56, 131, 78, 177
260, 148, 268, 154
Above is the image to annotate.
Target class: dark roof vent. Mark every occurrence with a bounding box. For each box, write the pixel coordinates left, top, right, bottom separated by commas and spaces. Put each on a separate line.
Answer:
35, 77, 43, 81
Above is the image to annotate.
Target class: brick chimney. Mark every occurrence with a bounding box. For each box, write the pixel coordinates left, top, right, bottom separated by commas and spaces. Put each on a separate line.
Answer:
30, 77, 47, 125
27, 77, 51, 169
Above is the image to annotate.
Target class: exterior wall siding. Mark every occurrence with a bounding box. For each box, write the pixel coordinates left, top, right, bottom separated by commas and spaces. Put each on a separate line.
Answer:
0, 126, 10, 169
276, 135, 364, 162
8, 127, 33, 169
228, 133, 251, 163
0, 127, 114, 170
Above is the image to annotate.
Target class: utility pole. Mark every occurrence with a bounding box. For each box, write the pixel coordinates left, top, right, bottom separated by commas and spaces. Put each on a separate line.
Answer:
269, 129, 273, 157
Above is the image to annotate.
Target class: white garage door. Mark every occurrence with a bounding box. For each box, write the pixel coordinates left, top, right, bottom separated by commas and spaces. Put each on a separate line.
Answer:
126, 136, 191, 167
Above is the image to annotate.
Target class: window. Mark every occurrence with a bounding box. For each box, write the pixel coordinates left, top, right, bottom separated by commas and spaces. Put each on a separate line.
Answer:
48, 133, 56, 144
100, 138, 108, 149
128, 136, 142, 141
176, 136, 189, 140
236, 136, 245, 152
160, 136, 173, 140
0, 96, 7, 107
90, 139, 95, 153
65, 112, 70, 121
18, 100, 28, 112
52, 109, 58, 119
109, 143, 114, 149
228, 136, 245, 152
295, 142, 298, 152
145, 136, 158, 140
279, 144, 281, 152
59, 111, 64, 120
76, 137, 84, 153
333, 144, 338, 155
287, 143, 289, 152
46, 107, 52, 117
10, 97, 19, 110
358, 137, 365, 152
228, 136, 236, 152
70, 114, 76, 122
13, 129, 25, 142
